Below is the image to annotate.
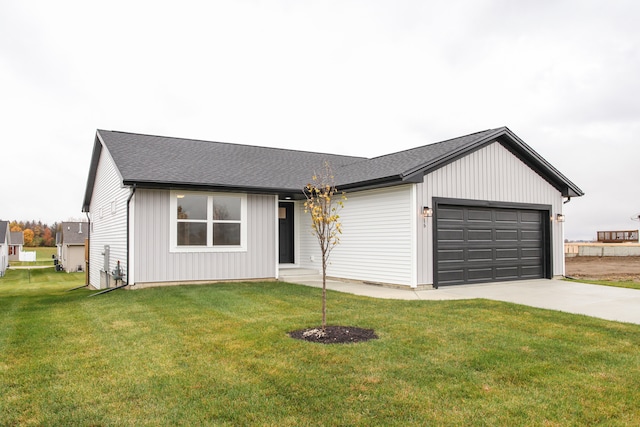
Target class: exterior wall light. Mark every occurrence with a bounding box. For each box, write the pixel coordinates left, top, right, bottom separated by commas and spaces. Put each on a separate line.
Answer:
556, 214, 565, 223
422, 206, 433, 228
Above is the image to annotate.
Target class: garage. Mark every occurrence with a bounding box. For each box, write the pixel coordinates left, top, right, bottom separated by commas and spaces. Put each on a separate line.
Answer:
434, 202, 551, 287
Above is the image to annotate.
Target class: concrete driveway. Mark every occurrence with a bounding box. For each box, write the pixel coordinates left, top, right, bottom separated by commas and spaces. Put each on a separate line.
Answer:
280, 271, 640, 325
430, 279, 640, 325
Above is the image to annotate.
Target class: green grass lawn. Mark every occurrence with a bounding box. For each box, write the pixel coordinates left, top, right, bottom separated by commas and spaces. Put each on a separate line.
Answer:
1, 269, 639, 426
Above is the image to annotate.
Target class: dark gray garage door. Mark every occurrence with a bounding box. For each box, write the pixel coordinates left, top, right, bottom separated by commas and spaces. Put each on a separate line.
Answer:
435, 204, 547, 286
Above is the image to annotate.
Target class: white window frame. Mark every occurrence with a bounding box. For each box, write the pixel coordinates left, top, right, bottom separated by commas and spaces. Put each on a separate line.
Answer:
169, 191, 247, 253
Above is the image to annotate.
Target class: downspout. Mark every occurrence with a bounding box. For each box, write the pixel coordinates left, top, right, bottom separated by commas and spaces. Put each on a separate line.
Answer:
85, 211, 91, 286
126, 184, 137, 287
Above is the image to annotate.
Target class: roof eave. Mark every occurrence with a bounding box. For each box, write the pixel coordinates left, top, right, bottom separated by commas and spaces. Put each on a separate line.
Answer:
122, 174, 416, 199
496, 129, 585, 197
81, 132, 104, 212
402, 127, 584, 198
121, 179, 311, 200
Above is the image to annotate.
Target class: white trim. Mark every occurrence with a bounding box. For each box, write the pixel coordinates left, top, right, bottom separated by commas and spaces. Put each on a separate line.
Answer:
294, 200, 301, 267
410, 184, 418, 288
128, 191, 135, 285
169, 190, 247, 253
277, 199, 300, 275
274, 195, 280, 278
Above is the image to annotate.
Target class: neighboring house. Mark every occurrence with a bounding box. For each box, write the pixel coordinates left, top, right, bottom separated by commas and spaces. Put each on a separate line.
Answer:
8, 231, 24, 262
0, 221, 8, 277
82, 127, 583, 290
57, 222, 88, 272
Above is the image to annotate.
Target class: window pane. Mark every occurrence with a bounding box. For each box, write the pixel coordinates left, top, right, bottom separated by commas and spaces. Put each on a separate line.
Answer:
213, 223, 241, 245
177, 195, 207, 220
177, 222, 207, 246
212, 196, 241, 220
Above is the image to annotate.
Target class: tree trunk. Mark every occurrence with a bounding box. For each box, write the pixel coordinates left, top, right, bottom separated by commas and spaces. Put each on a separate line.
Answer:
321, 255, 327, 331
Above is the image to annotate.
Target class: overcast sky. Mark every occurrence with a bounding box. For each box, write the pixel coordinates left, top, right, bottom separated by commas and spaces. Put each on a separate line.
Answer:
1, 0, 638, 240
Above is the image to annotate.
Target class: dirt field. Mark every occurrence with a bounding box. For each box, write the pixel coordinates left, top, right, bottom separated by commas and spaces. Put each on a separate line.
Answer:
565, 256, 640, 281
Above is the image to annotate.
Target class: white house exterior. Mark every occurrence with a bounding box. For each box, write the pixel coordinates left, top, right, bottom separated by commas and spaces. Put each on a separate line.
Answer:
0, 221, 9, 277
82, 127, 582, 290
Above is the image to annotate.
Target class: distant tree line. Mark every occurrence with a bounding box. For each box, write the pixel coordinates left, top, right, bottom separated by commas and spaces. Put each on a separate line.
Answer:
8, 220, 61, 247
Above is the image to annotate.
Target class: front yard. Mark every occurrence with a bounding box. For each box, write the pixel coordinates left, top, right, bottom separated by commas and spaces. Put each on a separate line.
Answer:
1, 268, 639, 425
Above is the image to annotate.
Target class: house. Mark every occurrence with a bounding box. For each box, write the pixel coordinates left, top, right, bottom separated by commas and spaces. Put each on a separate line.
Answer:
82, 127, 583, 290
8, 231, 24, 262
56, 222, 88, 272
0, 221, 9, 277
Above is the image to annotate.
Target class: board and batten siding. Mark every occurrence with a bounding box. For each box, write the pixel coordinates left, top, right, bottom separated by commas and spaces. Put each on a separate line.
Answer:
133, 189, 276, 285
88, 145, 130, 289
417, 141, 565, 285
298, 185, 416, 286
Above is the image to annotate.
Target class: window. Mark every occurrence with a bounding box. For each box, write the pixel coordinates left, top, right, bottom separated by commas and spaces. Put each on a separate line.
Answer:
171, 191, 247, 252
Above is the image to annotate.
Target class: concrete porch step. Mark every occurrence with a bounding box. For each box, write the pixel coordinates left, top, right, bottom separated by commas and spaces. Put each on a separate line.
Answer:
278, 268, 320, 278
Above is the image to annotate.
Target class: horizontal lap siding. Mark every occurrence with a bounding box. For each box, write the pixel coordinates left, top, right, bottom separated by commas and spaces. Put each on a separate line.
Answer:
0, 242, 7, 276
133, 190, 276, 284
299, 185, 414, 286
418, 142, 564, 285
88, 147, 129, 288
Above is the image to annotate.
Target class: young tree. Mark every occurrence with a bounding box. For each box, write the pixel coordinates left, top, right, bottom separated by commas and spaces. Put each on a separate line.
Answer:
303, 162, 346, 332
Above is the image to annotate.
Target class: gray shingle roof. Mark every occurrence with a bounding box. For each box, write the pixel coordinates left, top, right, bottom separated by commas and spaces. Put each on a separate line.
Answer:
0, 221, 8, 244
9, 231, 24, 245
83, 126, 583, 211
98, 131, 365, 191
60, 222, 88, 245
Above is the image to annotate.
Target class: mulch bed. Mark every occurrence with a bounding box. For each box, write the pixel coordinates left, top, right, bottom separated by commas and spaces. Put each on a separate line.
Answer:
289, 325, 378, 344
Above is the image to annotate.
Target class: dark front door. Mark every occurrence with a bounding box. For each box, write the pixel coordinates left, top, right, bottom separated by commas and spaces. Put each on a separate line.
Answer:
279, 202, 295, 264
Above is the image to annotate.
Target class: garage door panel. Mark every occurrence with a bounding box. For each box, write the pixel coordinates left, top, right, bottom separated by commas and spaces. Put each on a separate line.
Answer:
496, 248, 519, 259
468, 229, 493, 241
521, 212, 542, 223
495, 266, 519, 279
467, 268, 493, 281
495, 210, 519, 222
496, 229, 518, 241
438, 229, 465, 242
468, 209, 492, 222
521, 230, 542, 241
521, 247, 542, 259
522, 265, 544, 277
436, 204, 546, 286
438, 208, 465, 221
468, 248, 493, 261
438, 269, 464, 285
438, 249, 464, 261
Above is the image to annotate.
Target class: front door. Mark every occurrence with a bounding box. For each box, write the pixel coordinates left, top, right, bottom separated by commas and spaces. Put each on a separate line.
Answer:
279, 202, 295, 264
